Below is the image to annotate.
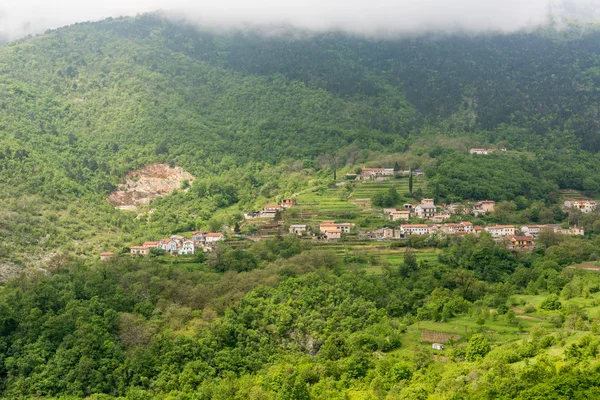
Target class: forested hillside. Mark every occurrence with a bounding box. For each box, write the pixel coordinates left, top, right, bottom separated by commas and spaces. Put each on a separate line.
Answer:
2, 232, 600, 399
1, 14, 600, 260
3, 12, 600, 400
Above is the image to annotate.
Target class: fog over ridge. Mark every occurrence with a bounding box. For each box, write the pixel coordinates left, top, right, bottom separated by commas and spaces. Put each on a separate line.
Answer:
0, 0, 599, 42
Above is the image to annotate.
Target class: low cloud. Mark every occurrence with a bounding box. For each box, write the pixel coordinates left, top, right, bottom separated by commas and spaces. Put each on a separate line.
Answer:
0, 0, 598, 42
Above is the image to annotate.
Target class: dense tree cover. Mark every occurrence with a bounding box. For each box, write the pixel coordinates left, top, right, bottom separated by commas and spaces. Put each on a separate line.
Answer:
4, 15, 600, 398
1, 232, 600, 398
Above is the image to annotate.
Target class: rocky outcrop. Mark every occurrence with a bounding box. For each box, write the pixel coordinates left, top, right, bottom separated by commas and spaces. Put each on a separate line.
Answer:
107, 164, 195, 210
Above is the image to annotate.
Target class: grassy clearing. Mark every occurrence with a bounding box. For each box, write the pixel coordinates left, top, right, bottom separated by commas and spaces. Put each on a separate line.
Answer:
310, 243, 440, 275
294, 186, 361, 219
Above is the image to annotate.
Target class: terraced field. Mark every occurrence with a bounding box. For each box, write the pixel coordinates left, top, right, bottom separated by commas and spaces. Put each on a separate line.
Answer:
291, 186, 362, 222
312, 241, 440, 274
350, 176, 427, 207
559, 189, 588, 201
558, 189, 600, 202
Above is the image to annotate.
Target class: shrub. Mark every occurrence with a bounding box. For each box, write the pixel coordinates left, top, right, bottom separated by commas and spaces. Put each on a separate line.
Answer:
539, 335, 555, 349
465, 334, 491, 361
540, 294, 562, 311
524, 304, 537, 313
389, 363, 412, 381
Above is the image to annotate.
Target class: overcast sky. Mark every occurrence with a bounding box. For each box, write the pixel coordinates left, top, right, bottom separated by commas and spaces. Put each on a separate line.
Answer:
0, 0, 599, 42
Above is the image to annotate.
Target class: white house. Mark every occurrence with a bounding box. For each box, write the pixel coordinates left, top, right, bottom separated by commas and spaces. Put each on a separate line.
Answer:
401, 224, 430, 235
458, 222, 474, 233
100, 252, 116, 261
259, 210, 277, 218
568, 226, 585, 235
320, 221, 354, 234
130, 246, 149, 256
289, 224, 308, 235
205, 233, 224, 243
389, 210, 410, 221
192, 231, 206, 242
469, 148, 489, 155
358, 168, 395, 180
415, 204, 436, 219
159, 238, 179, 252
324, 229, 341, 240
485, 225, 515, 239
574, 200, 597, 214
179, 240, 196, 255
473, 200, 495, 215
521, 225, 546, 238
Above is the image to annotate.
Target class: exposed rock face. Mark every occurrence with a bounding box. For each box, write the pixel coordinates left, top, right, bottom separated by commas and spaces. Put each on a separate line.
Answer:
0, 262, 20, 282
107, 164, 195, 210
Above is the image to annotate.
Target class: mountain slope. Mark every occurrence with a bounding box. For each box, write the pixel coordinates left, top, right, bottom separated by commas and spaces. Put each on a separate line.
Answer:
1, 14, 600, 259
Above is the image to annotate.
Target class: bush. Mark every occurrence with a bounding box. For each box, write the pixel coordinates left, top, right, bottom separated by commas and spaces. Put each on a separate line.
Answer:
371, 187, 400, 207
524, 304, 537, 313
389, 363, 412, 381
465, 334, 491, 361
540, 294, 562, 311
539, 335, 555, 349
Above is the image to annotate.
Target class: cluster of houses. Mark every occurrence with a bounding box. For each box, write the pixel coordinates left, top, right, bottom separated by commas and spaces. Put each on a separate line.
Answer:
128, 232, 225, 257
319, 221, 356, 240
563, 199, 597, 214
347, 167, 424, 181
287, 220, 362, 240
359, 222, 584, 250
386, 199, 496, 222
288, 221, 357, 240
245, 199, 296, 219
469, 147, 507, 155
101, 231, 226, 260
100, 182, 597, 260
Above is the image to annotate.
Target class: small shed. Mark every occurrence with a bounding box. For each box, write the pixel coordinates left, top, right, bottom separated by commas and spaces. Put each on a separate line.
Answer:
100, 252, 116, 261
432, 343, 445, 351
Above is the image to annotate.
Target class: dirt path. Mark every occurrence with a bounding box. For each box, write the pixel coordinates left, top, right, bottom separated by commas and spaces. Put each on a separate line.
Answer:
516, 315, 544, 321
511, 307, 544, 321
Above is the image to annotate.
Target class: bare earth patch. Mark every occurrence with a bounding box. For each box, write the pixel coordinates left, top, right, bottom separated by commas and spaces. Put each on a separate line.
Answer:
517, 315, 544, 321
567, 263, 600, 271
107, 164, 195, 210
0, 262, 21, 282
421, 330, 461, 344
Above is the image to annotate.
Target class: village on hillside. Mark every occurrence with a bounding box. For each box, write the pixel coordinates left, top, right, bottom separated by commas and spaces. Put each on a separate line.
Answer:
100, 165, 592, 261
